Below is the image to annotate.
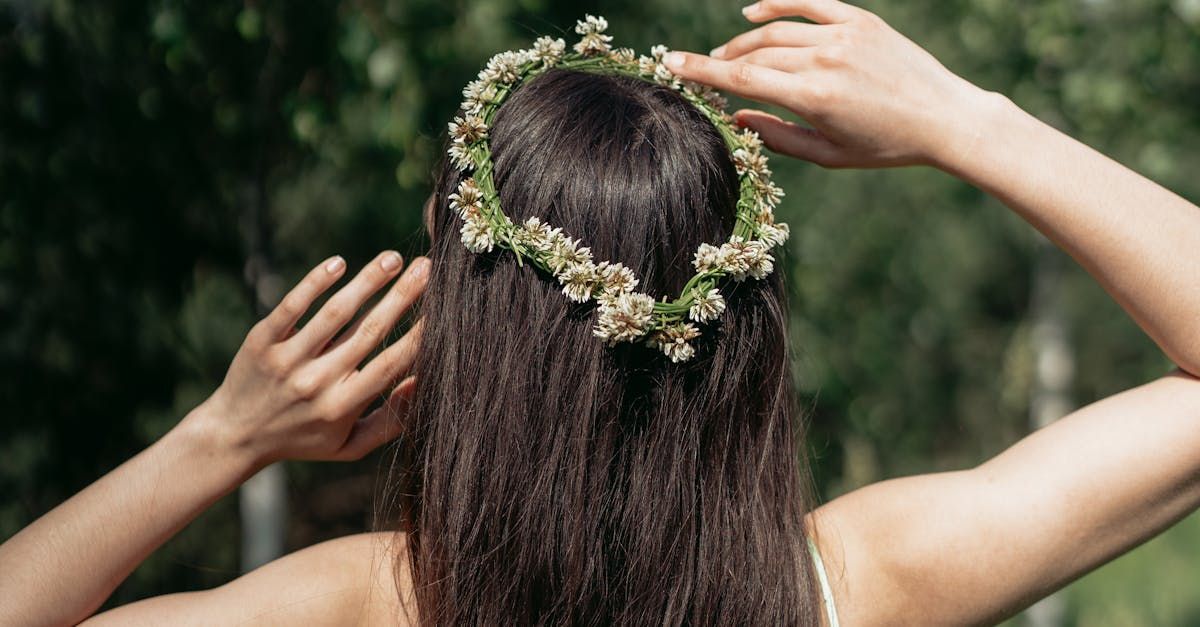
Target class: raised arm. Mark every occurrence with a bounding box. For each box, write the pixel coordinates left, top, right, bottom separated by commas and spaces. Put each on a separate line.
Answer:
665, 1, 1200, 624
664, 0, 1200, 377
0, 252, 428, 627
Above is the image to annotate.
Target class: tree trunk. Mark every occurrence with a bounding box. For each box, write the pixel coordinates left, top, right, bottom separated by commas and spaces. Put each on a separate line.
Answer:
1022, 238, 1074, 626
237, 171, 288, 572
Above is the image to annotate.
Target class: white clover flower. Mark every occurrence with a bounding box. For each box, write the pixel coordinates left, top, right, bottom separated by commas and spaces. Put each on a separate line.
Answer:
480, 50, 529, 85
719, 236, 774, 280
650, 44, 668, 61
575, 33, 613, 56
531, 36, 566, 67
649, 322, 701, 363
594, 261, 639, 296
448, 114, 488, 144
755, 179, 785, 210
707, 92, 729, 111
558, 260, 599, 303
447, 140, 474, 172
718, 235, 770, 281
608, 47, 636, 64
575, 14, 609, 35
448, 178, 483, 219
688, 288, 726, 323
696, 84, 728, 111
593, 291, 656, 345
522, 216, 548, 232
756, 206, 776, 225
758, 222, 790, 248
460, 213, 496, 253
715, 235, 753, 271
747, 249, 774, 279
461, 79, 499, 114
573, 15, 612, 56
737, 128, 764, 152
732, 148, 770, 179
662, 342, 694, 362
636, 55, 657, 77
692, 242, 723, 273
682, 80, 727, 111
653, 62, 678, 87
461, 79, 489, 101
547, 234, 593, 276
517, 216, 560, 251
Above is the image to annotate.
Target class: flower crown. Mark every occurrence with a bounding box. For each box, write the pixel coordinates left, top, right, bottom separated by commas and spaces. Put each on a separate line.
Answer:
446, 15, 789, 363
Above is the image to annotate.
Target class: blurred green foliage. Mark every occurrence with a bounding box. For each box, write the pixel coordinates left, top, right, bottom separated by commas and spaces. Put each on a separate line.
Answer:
2, 0, 1198, 621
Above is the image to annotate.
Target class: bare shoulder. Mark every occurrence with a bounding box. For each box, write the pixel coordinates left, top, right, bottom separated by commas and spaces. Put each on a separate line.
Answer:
83, 532, 416, 626
805, 478, 947, 627
804, 507, 861, 627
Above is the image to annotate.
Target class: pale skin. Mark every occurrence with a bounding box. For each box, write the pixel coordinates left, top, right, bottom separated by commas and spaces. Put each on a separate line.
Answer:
2, 0, 1199, 624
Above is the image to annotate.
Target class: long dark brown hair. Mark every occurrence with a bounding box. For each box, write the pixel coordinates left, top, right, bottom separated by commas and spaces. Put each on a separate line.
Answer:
383, 68, 823, 625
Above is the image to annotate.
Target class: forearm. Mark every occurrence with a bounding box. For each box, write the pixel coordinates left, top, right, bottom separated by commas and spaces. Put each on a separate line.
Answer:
0, 409, 260, 627
941, 92, 1200, 374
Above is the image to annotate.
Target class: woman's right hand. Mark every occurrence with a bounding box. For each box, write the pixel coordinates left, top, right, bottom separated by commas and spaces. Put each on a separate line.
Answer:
663, 0, 1002, 170
186, 251, 430, 468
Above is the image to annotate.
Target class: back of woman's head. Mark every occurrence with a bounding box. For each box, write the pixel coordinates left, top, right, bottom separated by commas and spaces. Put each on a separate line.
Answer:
387, 68, 823, 625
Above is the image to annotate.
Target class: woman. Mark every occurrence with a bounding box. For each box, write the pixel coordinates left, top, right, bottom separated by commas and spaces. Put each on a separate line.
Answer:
3, 1, 1199, 624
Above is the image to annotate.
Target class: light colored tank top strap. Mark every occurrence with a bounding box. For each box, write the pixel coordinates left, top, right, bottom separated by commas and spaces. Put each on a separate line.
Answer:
807, 537, 841, 627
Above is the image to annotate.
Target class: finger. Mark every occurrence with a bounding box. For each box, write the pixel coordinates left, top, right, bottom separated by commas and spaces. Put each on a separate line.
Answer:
322, 256, 429, 354
287, 250, 406, 357
663, 51, 794, 105
324, 256, 431, 368
741, 0, 860, 24
710, 21, 830, 60
258, 256, 347, 341
734, 109, 847, 167
732, 47, 819, 73
332, 376, 417, 461
344, 318, 424, 407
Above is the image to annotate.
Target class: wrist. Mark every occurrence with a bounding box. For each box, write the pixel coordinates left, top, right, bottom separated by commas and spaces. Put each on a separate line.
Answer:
171, 401, 267, 483
924, 82, 1017, 175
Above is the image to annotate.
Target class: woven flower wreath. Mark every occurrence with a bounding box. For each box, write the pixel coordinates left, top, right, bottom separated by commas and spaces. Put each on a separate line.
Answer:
446, 15, 789, 363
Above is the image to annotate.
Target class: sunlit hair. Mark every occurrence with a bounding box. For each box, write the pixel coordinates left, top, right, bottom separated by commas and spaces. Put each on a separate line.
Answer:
381, 68, 824, 625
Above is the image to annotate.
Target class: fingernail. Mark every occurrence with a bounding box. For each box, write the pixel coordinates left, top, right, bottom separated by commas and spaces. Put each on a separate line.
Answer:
742, 2, 760, 17
381, 251, 402, 272
325, 256, 345, 274
663, 51, 683, 70
411, 256, 431, 278
709, 45, 726, 59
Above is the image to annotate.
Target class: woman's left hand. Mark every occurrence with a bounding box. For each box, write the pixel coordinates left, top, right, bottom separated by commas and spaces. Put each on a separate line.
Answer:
187, 251, 430, 467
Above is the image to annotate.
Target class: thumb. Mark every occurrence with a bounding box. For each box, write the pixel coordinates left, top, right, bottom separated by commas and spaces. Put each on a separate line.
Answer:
332, 375, 417, 461
735, 109, 846, 167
